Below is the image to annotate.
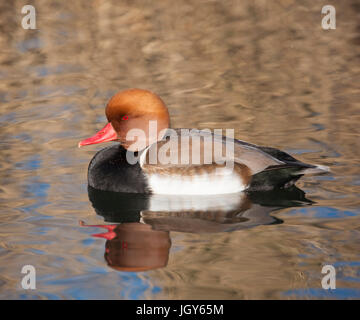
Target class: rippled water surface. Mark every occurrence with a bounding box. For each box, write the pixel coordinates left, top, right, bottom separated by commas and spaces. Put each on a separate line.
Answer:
0, 0, 359, 299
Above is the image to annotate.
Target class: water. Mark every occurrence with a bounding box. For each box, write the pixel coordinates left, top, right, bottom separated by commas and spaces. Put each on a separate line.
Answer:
0, 0, 359, 299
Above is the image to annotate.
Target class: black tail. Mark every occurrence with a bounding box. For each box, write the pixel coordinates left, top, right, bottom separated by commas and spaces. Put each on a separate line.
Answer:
247, 146, 330, 191
248, 165, 304, 191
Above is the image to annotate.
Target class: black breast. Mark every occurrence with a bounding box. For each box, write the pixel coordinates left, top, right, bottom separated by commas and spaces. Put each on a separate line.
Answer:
87, 144, 149, 193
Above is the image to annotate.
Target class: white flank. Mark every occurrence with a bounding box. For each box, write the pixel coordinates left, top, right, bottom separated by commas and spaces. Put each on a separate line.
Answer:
148, 193, 245, 212
147, 168, 246, 195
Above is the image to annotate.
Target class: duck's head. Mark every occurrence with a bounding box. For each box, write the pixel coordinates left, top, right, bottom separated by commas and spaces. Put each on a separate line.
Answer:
79, 88, 170, 151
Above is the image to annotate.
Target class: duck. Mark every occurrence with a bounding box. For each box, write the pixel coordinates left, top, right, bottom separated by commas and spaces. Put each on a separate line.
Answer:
78, 88, 329, 194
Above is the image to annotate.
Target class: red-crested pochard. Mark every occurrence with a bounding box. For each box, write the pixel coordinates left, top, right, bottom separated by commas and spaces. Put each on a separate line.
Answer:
78, 89, 329, 194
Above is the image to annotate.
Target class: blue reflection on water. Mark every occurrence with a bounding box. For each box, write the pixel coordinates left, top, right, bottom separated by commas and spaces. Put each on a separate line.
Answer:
333, 261, 360, 267
26, 181, 50, 199
17, 37, 44, 53
16, 155, 41, 171
283, 288, 360, 299
43, 271, 157, 299
118, 272, 152, 300
288, 206, 358, 218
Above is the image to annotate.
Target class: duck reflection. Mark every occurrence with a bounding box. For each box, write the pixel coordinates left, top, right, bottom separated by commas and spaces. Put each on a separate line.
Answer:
79, 221, 171, 272
83, 186, 312, 271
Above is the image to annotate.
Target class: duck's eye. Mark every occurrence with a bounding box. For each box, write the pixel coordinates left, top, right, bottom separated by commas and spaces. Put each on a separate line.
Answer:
122, 115, 128, 120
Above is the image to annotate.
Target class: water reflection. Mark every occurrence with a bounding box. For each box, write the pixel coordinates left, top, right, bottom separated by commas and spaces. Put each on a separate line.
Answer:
80, 222, 171, 272
84, 186, 312, 271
